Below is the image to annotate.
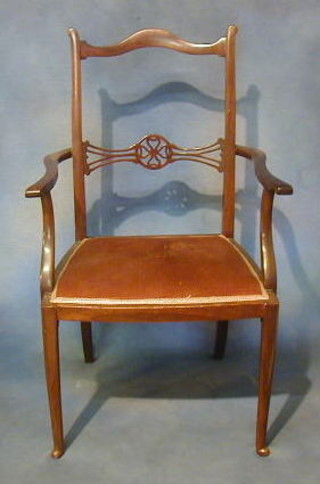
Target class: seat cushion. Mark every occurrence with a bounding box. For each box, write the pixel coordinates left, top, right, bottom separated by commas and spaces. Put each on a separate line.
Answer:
51, 235, 268, 306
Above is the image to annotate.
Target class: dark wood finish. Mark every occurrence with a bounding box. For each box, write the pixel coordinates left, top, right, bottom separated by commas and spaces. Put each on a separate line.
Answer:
81, 322, 94, 363
80, 28, 227, 58
236, 144, 293, 292
256, 298, 279, 456
213, 320, 229, 359
260, 190, 277, 292
25, 148, 72, 198
236, 145, 293, 195
85, 136, 223, 172
26, 149, 72, 296
69, 29, 87, 241
25, 25, 293, 458
39, 193, 55, 295
42, 303, 64, 458
222, 25, 237, 237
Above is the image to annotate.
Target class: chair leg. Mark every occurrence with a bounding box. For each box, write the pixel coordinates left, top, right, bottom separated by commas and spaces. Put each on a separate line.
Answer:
81, 322, 95, 363
256, 304, 279, 457
213, 320, 229, 359
41, 306, 64, 458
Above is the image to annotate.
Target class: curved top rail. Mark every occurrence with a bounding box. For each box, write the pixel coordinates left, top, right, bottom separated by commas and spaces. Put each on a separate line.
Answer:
75, 28, 227, 59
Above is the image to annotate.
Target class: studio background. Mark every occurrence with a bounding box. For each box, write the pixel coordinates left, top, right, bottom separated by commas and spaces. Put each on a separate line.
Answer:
1, 1, 320, 483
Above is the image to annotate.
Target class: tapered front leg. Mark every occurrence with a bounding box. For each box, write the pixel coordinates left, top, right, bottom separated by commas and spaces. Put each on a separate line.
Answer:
213, 320, 229, 359
81, 322, 95, 363
256, 304, 279, 456
42, 306, 64, 458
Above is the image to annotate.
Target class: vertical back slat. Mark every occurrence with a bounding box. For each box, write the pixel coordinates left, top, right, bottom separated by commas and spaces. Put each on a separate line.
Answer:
69, 28, 87, 240
222, 25, 237, 237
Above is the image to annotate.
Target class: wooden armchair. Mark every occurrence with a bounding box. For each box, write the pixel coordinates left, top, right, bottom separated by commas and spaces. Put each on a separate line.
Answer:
25, 25, 293, 458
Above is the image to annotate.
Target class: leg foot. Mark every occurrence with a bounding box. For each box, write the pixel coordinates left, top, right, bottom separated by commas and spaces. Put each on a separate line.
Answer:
213, 320, 229, 359
256, 303, 279, 457
81, 322, 94, 363
51, 447, 65, 459
257, 447, 271, 457
42, 306, 64, 458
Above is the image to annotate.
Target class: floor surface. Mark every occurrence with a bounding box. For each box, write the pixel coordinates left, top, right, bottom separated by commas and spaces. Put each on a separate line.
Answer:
1, 321, 319, 484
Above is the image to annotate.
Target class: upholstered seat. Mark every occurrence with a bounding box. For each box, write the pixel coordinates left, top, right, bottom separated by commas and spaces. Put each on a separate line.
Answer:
52, 235, 267, 307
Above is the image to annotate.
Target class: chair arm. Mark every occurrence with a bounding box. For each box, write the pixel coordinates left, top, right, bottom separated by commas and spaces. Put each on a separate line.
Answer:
236, 144, 293, 292
25, 148, 72, 297
235, 145, 293, 195
25, 148, 72, 198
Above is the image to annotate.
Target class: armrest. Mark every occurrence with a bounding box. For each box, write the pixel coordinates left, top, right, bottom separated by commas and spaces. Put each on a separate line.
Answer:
236, 145, 293, 195
236, 144, 293, 293
25, 148, 71, 297
25, 148, 72, 198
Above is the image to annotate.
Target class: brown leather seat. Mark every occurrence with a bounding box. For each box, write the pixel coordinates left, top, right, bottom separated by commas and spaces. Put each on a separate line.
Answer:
52, 235, 267, 307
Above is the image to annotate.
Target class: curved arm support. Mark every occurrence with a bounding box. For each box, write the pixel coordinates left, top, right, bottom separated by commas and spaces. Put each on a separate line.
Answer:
235, 145, 293, 195
25, 148, 72, 198
260, 189, 277, 292
25, 148, 72, 296
40, 193, 55, 296
236, 144, 293, 292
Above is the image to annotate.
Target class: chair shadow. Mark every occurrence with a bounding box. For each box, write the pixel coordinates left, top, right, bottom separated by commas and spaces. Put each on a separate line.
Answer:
265, 208, 316, 444
65, 337, 311, 449
65, 348, 260, 447
67, 80, 312, 450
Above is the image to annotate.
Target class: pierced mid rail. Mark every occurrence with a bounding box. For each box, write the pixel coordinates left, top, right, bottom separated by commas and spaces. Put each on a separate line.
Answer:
84, 134, 224, 174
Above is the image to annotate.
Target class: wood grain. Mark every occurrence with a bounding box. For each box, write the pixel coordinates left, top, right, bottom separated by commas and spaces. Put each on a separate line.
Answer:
79, 28, 227, 58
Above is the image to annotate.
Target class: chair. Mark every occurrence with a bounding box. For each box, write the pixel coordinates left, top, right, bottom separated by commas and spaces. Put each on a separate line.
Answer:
25, 25, 293, 458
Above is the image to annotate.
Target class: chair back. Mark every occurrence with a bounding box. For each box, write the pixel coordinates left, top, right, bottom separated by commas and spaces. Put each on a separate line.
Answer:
68, 26, 237, 240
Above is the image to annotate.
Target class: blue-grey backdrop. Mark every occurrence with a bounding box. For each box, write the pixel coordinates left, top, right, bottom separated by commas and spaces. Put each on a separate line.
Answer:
1, 1, 320, 482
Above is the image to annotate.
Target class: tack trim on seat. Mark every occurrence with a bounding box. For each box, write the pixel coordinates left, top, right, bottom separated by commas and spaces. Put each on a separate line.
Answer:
51, 294, 268, 306
51, 235, 268, 306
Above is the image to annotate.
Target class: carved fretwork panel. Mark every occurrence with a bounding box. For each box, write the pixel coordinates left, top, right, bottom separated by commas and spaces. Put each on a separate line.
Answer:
84, 134, 224, 174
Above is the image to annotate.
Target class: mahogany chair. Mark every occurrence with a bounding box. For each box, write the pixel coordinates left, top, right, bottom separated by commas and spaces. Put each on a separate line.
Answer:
25, 25, 292, 458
